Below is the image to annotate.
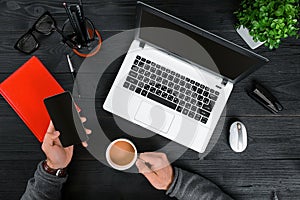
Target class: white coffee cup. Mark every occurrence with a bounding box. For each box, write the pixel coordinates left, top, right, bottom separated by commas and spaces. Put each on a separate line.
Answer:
105, 138, 137, 170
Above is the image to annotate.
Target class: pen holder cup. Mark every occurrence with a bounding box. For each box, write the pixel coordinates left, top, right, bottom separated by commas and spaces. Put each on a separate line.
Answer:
62, 18, 102, 57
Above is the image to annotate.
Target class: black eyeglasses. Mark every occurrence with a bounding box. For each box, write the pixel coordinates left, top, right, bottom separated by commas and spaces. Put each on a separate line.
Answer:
14, 11, 77, 54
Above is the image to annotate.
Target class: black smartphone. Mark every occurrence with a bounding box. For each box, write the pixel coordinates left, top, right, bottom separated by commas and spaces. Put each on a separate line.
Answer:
44, 91, 88, 147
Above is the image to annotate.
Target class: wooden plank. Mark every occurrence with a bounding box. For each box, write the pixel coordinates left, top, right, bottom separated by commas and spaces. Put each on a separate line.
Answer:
0, 159, 299, 200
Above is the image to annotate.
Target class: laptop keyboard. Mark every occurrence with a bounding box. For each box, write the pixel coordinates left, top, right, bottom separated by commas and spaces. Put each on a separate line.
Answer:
122, 55, 220, 124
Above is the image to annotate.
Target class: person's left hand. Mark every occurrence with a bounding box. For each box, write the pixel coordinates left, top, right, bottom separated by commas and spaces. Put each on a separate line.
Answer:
41, 119, 91, 169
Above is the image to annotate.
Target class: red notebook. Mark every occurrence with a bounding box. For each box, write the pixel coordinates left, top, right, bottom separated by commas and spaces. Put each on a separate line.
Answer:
0, 56, 64, 142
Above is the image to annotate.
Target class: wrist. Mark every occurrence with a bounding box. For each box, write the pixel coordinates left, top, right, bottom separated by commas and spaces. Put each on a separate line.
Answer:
42, 160, 68, 177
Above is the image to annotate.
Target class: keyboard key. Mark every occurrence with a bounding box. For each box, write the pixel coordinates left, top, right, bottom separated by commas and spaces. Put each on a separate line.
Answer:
144, 71, 150, 77
176, 106, 182, 112
185, 90, 192, 96
167, 95, 174, 101
151, 62, 156, 66
190, 80, 195, 84
174, 78, 180, 84
150, 67, 156, 73
191, 86, 197, 92
203, 91, 209, 97
200, 84, 205, 89
147, 93, 177, 110
129, 71, 138, 78
190, 98, 197, 105
149, 80, 155, 86
141, 58, 146, 62
175, 73, 180, 78
203, 98, 209, 104
188, 111, 195, 118
180, 75, 185, 80
215, 91, 220, 96
179, 100, 185, 106
161, 86, 167, 91
178, 93, 185, 99
155, 83, 161, 89
168, 82, 174, 88
126, 76, 138, 85
209, 94, 218, 101
144, 84, 150, 90
156, 77, 163, 82
210, 89, 215, 93
146, 60, 151, 64
174, 84, 180, 90
137, 75, 144, 81
150, 87, 156, 93
202, 103, 213, 112
191, 105, 197, 112
197, 88, 203, 94
156, 90, 162, 96
162, 92, 168, 98
129, 84, 136, 91
156, 64, 160, 68
195, 114, 201, 121
150, 74, 156, 80
173, 98, 179, 104
185, 77, 190, 82
131, 65, 138, 71
138, 68, 145, 75
134, 59, 139, 65
182, 109, 188, 115
143, 77, 150, 84
197, 95, 203, 101
167, 88, 173, 94
197, 109, 210, 118
185, 83, 191, 89
179, 87, 186, 93
162, 79, 168, 85
197, 101, 202, 107
167, 75, 174, 81
161, 66, 166, 71
166, 69, 170, 73
144, 64, 150, 70
135, 87, 142, 94
171, 71, 175, 75
156, 70, 162, 76
184, 96, 191, 102
185, 103, 191, 109
138, 62, 144, 67
141, 90, 147, 96
179, 80, 185, 86
136, 55, 141, 60
201, 117, 208, 124
123, 82, 130, 88
173, 91, 179, 97
205, 86, 210, 91
138, 82, 144, 88
195, 82, 200, 86
162, 72, 168, 78
192, 92, 197, 99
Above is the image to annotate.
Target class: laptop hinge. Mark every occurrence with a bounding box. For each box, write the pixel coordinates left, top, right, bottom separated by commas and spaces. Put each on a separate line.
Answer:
139, 41, 146, 48
221, 78, 228, 86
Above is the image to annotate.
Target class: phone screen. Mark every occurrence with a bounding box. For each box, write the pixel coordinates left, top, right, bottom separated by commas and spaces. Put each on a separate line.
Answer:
44, 91, 88, 147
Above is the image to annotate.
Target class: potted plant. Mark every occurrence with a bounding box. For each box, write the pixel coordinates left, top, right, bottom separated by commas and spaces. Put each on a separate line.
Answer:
235, 0, 300, 49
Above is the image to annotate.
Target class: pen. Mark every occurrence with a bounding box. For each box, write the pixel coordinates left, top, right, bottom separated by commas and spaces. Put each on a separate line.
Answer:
66, 54, 81, 98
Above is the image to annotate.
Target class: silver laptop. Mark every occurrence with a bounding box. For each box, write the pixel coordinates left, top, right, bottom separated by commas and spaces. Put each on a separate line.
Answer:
103, 2, 268, 153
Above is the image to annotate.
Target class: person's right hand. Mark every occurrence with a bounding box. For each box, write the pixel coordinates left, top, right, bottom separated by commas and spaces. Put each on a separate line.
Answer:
136, 152, 174, 190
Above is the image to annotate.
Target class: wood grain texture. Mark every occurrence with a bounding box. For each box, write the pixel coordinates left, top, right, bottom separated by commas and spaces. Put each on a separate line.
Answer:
0, 0, 299, 200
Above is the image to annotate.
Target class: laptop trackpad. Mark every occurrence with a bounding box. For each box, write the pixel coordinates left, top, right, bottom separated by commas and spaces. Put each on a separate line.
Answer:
134, 101, 174, 133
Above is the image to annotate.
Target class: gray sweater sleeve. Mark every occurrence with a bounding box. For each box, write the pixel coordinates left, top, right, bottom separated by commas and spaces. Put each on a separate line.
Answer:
166, 167, 233, 200
20, 161, 67, 200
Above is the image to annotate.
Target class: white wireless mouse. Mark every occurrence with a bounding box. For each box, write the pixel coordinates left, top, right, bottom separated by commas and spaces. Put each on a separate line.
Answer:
229, 121, 247, 152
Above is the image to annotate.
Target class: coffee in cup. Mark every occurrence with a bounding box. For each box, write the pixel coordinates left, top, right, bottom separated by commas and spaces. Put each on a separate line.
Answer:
106, 138, 137, 170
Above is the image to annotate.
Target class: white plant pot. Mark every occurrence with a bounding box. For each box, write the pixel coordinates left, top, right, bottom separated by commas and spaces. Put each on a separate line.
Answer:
236, 26, 265, 49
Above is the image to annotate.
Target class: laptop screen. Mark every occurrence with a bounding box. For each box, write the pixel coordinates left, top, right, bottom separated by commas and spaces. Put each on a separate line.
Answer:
137, 3, 268, 82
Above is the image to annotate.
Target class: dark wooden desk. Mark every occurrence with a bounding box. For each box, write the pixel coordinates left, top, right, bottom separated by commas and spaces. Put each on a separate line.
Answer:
0, 0, 300, 199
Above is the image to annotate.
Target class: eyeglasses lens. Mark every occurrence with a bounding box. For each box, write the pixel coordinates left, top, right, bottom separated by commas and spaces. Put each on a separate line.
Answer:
35, 15, 55, 35
16, 33, 38, 54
